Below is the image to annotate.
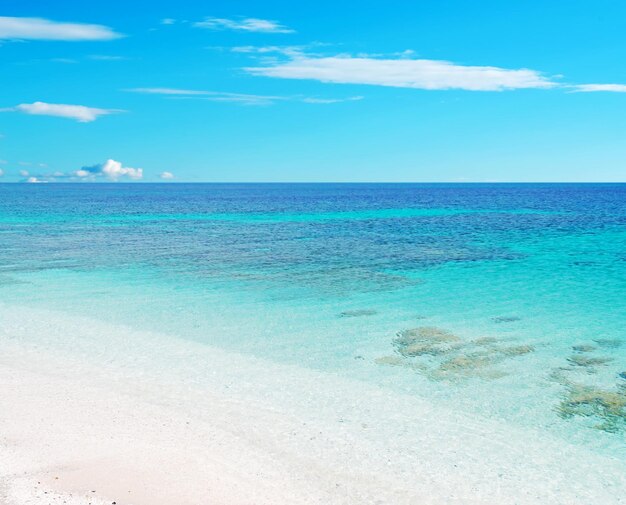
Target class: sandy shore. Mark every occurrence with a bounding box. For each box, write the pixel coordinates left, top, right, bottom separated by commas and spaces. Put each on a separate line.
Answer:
1, 304, 625, 505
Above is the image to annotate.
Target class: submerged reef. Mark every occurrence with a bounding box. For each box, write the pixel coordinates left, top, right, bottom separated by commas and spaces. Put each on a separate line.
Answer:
492, 316, 522, 324
377, 326, 534, 382
572, 344, 596, 353
393, 327, 461, 357
593, 338, 624, 349
567, 355, 613, 368
557, 382, 626, 433
550, 345, 626, 434
338, 309, 378, 318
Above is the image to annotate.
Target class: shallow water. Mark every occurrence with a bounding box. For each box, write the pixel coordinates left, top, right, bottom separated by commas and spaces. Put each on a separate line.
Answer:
1, 183, 624, 456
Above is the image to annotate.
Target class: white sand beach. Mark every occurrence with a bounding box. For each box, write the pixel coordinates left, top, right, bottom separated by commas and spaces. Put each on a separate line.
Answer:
1, 303, 625, 505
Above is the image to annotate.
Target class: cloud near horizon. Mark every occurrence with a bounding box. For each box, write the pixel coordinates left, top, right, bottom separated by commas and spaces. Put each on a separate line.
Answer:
2, 102, 122, 122
0, 16, 122, 41
75, 159, 143, 180
245, 53, 556, 91
160, 171, 175, 179
194, 17, 294, 34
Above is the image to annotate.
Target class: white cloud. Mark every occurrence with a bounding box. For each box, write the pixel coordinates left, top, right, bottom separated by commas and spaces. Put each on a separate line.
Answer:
572, 84, 626, 93
26, 176, 45, 183
161, 18, 176, 25
0, 169, 4, 177
50, 57, 77, 64
127, 87, 360, 106
301, 96, 364, 104
246, 54, 556, 91
231, 45, 304, 56
75, 159, 143, 181
128, 87, 285, 105
232, 45, 282, 53
129, 87, 211, 96
19, 169, 29, 177
0, 16, 122, 41
160, 171, 175, 179
194, 17, 294, 33
3, 102, 122, 122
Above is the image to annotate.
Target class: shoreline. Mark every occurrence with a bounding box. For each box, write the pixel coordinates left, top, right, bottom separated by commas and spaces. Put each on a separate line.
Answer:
1, 303, 625, 505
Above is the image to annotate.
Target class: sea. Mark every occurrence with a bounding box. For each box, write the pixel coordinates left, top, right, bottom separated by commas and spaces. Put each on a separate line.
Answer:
1, 183, 624, 459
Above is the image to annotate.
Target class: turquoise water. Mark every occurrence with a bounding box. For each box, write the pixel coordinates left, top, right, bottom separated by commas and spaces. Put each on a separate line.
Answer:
1, 183, 624, 456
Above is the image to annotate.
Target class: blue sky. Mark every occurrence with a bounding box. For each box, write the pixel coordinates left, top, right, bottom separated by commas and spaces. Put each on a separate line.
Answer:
1, 0, 625, 182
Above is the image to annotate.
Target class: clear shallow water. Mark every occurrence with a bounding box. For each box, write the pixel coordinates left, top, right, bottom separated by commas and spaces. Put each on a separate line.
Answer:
1, 183, 625, 455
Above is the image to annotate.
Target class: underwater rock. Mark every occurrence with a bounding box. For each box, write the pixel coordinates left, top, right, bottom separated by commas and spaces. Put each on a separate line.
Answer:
567, 355, 613, 367
619, 372, 626, 380
557, 383, 626, 433
393, 327, 461, 357
386, 326, 535, 382
374, 356, 404, 367
498, 345, 535, 356
548, 368, 576, 387
593, 338, 624, 349
338, 309, 378, 318
473, 337, 498, 346
438, 353, 494, 372
572, 344, 596, 353
429, 353, 508, 381
395, 327, 460, 345
492, 316, 522, 324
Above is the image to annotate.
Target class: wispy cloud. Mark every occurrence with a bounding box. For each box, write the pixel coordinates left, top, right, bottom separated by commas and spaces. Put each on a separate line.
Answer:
129, 87, 283, 105
301, 96, 364, 104
2, 102, 123, 122
0, 16, 122, 41
128, 87, 212, 96
161, 18, 177, 25
160, 171, 175, 180
50, 57, 78, 64
127, 87, 363, 106
231, 45, 305, 56
194, 17, 294, 34
0, 169, 4, 177
571, 84, 626, 93
245, 53, 556, 91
